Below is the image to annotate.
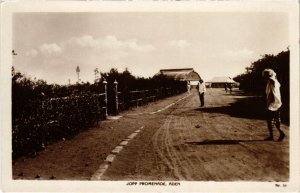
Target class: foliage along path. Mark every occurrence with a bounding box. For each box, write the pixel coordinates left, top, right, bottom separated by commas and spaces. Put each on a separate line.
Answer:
13, 88, 289, 181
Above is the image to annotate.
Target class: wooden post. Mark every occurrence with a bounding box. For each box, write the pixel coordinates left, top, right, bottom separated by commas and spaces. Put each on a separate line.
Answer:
103, 78, 108, 119
114, 79, 119, 115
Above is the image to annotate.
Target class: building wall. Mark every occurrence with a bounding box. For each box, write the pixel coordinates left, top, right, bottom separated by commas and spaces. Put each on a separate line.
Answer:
211, 83, 227, 88
208, 82, 237, 88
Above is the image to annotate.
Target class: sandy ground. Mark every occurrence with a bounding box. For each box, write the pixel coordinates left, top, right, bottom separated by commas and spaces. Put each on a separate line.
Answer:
13, 88, 289, 181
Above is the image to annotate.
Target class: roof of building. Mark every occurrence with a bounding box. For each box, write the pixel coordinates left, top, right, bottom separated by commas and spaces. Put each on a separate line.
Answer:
158, 68, 201, 81
207, 76, 236, 83
160, 68, 194, 73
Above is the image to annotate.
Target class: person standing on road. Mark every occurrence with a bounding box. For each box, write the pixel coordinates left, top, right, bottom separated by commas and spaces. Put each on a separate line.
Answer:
187, 81, 191, 93
262, 69, 285, 141
198, 79, 206, 107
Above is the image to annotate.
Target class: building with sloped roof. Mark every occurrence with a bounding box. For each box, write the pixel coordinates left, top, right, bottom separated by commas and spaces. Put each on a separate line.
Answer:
206, 76, 238, 88
158, 68, 202, 84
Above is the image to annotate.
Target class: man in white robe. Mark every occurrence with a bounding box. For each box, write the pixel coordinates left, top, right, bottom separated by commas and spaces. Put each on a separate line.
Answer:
262, 69, 285, 141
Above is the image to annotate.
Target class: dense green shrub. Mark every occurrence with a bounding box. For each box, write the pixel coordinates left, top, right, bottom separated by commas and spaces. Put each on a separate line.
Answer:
12, 94, 103, 159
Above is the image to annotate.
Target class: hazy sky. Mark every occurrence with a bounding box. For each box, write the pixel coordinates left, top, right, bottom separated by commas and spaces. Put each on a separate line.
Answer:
13, 12, 289, 84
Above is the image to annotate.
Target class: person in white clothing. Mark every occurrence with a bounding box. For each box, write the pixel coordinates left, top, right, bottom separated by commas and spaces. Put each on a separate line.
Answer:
187, 81, 191, 93
262, 69, 285, 141
198, 79, 206, 107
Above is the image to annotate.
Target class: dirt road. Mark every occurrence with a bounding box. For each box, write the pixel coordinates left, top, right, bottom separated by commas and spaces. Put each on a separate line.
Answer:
13, 88, 289, 181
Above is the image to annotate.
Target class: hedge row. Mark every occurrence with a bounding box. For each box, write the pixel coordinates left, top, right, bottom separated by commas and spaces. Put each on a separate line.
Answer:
12, 94, 104, 159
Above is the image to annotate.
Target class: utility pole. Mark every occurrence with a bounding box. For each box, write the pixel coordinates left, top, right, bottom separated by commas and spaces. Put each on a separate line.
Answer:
76, 66, 80, 83
94, 68, 99, 82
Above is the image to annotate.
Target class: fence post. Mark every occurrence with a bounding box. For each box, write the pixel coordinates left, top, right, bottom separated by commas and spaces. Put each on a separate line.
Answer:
103, 78, 108, 119
114, 79, 119, 115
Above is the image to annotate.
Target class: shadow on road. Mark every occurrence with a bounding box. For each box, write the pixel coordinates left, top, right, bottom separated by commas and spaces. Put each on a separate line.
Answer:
197, 97, 265, 120
196, 91, 289, 124
185, 139, 266, 145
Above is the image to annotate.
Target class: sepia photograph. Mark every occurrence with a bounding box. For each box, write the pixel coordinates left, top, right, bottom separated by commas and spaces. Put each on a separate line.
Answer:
1, 1, 299, 192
